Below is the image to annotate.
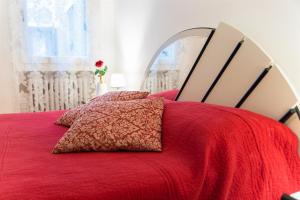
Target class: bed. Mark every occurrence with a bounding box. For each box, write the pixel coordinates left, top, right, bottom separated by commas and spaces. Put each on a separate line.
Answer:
143, 22, 300, 153
0, 23, 299, 200
0, 98, 299, 200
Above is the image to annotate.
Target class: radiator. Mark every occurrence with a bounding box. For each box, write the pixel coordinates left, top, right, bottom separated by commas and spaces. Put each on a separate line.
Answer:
19, 71, 95, 112
143, 70, 179, 93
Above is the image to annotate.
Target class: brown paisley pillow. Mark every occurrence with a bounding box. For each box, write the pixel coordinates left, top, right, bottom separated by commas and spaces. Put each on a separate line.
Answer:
56, 91, 149, 127
55, 105, 84, 127
91, 91, 149, 102
53, 98, 164, 153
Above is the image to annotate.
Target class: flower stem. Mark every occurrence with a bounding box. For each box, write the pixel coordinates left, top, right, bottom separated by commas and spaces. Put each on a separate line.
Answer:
99, 75, 104, 84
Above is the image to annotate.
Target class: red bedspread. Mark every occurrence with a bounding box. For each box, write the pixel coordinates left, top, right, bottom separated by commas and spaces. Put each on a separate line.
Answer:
0, 101, 299, 200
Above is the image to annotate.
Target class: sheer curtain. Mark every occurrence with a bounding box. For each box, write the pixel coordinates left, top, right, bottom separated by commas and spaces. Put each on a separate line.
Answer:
9, 0, 97, 112
10, 0, 91, 71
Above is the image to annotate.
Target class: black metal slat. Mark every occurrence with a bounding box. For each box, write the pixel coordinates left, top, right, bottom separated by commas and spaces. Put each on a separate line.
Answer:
235, 66, 272, 108
281, 194, 297, 200
175, 29, 216, 101
201, 40, 244, 102
294, 106, 300, 120
279, 106, 300, 123
279, 108, 297, 123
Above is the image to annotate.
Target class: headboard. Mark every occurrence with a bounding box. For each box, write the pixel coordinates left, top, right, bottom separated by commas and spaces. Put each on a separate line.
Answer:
175, 22, 300, 139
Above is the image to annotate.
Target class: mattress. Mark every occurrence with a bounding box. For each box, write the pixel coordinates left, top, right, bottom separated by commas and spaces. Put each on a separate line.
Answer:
0, 100, 299, 200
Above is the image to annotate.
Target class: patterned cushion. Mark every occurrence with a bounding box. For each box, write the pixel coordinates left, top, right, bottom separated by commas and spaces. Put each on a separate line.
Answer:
55, 105, 84, 127
91, 91, 149, 102
148, 89, 179, 101
56, 91, 150, 127
53, 98, 164, 153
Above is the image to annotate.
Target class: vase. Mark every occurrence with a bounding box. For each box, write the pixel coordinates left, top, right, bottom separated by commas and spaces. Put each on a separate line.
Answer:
96, 82, 108, 96
96, 75, 107, 95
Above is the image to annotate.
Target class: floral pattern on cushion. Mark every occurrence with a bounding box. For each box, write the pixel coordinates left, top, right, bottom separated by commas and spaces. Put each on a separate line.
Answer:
56, 91, 150, 127
147, 89, 179, 101
55, 105, 84, 127
53, 98, 164, 153
91, 91, 149, 102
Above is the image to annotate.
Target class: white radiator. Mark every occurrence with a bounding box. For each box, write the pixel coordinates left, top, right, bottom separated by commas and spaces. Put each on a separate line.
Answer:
19, 71, 95, 112
143, 70, 179, 93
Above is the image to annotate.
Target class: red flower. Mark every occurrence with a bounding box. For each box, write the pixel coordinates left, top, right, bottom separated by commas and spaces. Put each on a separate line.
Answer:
95, 60, 104, 68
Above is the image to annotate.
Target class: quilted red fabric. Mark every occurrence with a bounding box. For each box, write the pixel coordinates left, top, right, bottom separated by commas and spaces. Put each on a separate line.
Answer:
0, 101, 299, 200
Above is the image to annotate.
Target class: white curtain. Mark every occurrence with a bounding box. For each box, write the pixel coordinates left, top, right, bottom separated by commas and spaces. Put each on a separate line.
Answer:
8, 0, 99, 112
9, 0, 94, 72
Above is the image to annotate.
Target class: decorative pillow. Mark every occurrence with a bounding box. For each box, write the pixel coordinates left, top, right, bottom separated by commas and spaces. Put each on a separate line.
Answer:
55, 105, 84, 127
56, 91, 150, 127
53, 98, 164, 153
148, 89, 179, 101
91, 91, 149, 102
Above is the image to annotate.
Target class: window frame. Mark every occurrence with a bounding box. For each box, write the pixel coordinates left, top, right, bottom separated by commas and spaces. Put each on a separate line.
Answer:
21, 0, 90, 64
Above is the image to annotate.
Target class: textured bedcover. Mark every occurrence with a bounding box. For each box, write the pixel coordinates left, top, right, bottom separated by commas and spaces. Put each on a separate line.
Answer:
0, 101, 299, 200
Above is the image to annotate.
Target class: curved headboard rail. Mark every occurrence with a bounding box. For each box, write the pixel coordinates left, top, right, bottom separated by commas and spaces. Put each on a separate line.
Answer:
175, 22, 300, 144
141, 27, 215, 90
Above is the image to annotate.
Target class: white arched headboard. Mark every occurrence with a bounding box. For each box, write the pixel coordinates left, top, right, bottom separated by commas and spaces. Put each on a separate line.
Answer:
142, 28, 213, 93
175, 22, 300, 140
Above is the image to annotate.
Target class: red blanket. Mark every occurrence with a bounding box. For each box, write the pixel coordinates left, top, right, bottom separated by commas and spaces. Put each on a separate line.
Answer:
0, 101, 299, 200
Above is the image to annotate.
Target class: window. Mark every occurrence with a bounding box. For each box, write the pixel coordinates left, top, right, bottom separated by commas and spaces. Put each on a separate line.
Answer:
151, 42, 178, 71
23, 0, 88, 59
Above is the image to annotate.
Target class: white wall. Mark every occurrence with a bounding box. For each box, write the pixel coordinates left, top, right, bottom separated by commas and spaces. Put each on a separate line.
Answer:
0, 0, 17, 114
88, 0, 117, 84
114, 0, 300, 94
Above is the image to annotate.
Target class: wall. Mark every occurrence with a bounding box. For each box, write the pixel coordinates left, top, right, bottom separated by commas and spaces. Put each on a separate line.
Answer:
0, 0, 17, 114
114, 0, 300, 94
80, 0, 118, 94
88, 0, 117, 84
